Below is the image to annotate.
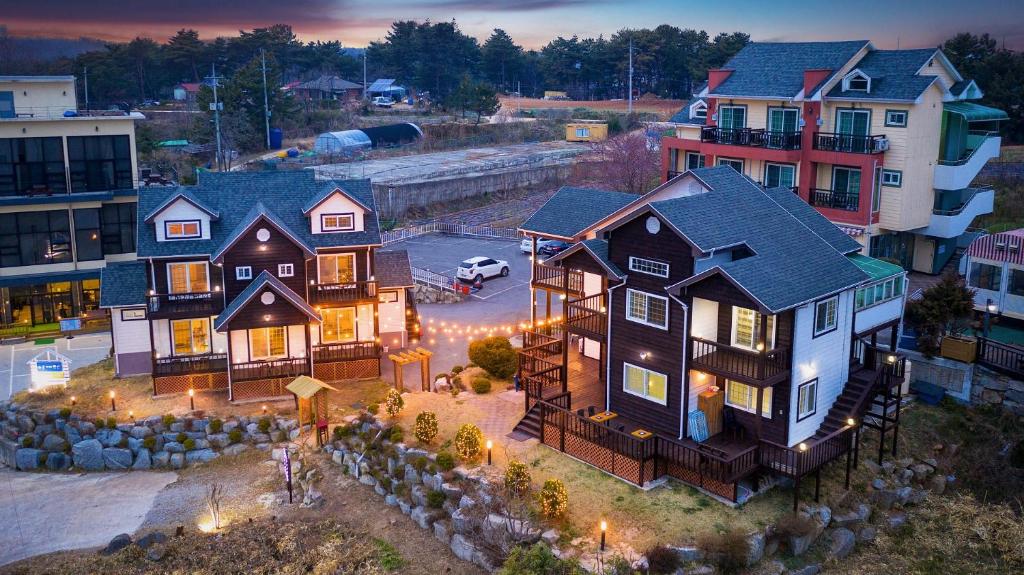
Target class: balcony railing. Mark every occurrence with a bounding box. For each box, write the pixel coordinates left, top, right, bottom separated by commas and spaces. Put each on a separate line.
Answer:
700, 127, 801, 150
1, 106, 137, 121
312, 341, 381, 362
153, 353, 227, 377
690, 337, 789, 384
937, 130, 999, 166
147, 292, 223, 317
309, 280, 378, 304
565, 293, 607, 340
532, 262, 583, 295
231, 357, 310, 382
813, 132, 887, 154
809, 188, 860, 212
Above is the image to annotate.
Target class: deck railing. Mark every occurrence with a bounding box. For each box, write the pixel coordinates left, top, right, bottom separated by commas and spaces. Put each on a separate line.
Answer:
153, 353, 227, 377
147, 292, 223, 317
759, 425, 855, 478
231, 357, 309, 382
411, 266, 459, 293
700, 127, 801, 150
690, 337, 789, 383
809, 188, 860, 212
309, 281, 378, 304
532, 262, 583, 294
976, 337, 1024, 377
565, 293, 607, 339
381, 221, 522, 246
312, 341, 381, 362
812, 132, 888, 154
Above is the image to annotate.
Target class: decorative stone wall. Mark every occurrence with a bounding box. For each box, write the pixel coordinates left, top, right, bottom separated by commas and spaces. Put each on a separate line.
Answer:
970, 365, 1024, 416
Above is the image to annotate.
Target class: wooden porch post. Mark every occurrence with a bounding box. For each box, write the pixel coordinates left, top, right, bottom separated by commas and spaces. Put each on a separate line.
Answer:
755, 386, 764, 439
889, 324, 898, 351
393, 359, 403, 392
546, 289, 552, 320
421, 355, 430, 392
305, 323, 313, 377
793, 476, 800, 512
758, 312, 769, 380
226, 328, 235, 402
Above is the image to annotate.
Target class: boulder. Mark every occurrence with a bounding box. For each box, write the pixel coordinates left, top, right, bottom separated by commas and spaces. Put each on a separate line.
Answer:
133, 448, 153, 470
398, 500, 412, 515
870, 478, 886, 490
434, 520, 452, 544
222, 443, 249, 457
895, 486, 914, 505
670, 545, 704, 563
831, 510, 863, 529
450, 534, 484, 566
789, 532, 817, 557
77, 421, 96, 436
871, 488, 898, 511
746, 531, 766, 566
411, 505, 442, 530
858, 526, 878, 543
102, 447, 133, 470
929, 474, 947, 495
152, 451, 170, 468
789, 565, 821, 575
42, 433, 67, 452
136, 531, 168, 550
911, 463, 933, 481
185, 449, 218, 465
885, 511, 908, 530
15, 448, 42, 470
100, 533, 133, 555
72, 439, 105, 471
207, 433, 230, 448
16, 414, 34, 433
458, 495, 476, 510
127, 437, 143, 454
169, 452, 185, 469
441, 482, 464, 501
130, 426, 153, 439
164, 441, 184, 453
64, 425, 82, 445
46, 452, 70, 471
96, 429, 123, 448
827, 528, 856, 560
450, 508, 476, 534
146, 544, 167, 562
385, 494, 399, 507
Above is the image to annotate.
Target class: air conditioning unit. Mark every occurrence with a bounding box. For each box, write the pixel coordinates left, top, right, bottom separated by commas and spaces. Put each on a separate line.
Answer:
1010, 243, 1020, 253
995, 241, 1007, 250
874, 138, 890, 152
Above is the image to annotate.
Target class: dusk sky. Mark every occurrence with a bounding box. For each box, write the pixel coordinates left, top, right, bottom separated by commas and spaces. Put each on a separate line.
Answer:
5, 0, 1024, 49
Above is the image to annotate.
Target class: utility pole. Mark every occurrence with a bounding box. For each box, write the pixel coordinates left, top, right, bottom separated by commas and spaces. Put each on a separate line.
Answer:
207, 64, 224, 171
83, 66, 89, 111
261, 48, 271, 149
628, 36, 634, 114
362, 49, 367, 100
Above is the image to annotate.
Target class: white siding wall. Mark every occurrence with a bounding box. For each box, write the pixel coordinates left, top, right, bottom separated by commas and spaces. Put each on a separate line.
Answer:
309, 193, 366, 234
111, 308, 151, 354
154, 200, 213, 242
211, 327, 228, 354
689, 297, 719, 341
152, 319, 171, 357
854, 297, 904, 334
788, 289, 855, 445
229, 330, 249, 363
287, 325, 307, 357
357, 303, 375, 341
379, 290, 406, 345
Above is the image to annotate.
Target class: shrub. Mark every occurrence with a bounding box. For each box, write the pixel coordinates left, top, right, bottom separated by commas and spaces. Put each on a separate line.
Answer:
389, 426, 404, 443
471, 376, 492, 394
504, 460, 532, 496
412, 456, 430, 473
539, 479, 569, 519
454, 423, 483, 461
21, 435, 34, 448
182, 438, 196, 451
697, 527, 750, 574
393, 482, 409, 498
498, 543, 583, 575
94, 418, 106, 430
645, 545, 681, 575
175, 432, 187, 443
162, 414, 176, 427
467, 336, 517, 379
105, 417, 117, 430
367, 403, 380, 415
142, 437, 157, 451
257, 417, 272, 433
414, 412, 439, 444
333, 424, 353, 442
773, 513, 817, 540
384, 389, 404, 417
58, 408, 72, 419
228, 428, 243, 444
435, 451, 456, 472
208, 419, 223, 433
426, 490, 446, 509
373, 538, 406, 571
451, 365, 464, 374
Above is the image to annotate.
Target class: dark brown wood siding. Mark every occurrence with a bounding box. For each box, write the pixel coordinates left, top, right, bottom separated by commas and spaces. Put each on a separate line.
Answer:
559, 250, 610, 278
150, 257, 223, 295
225, 285, 311, 330
304, 247, 372, 284
221, 220, 310, 302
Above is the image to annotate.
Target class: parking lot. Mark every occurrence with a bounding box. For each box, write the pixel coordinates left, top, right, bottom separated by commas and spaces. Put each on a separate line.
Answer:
1, 332, 111, 399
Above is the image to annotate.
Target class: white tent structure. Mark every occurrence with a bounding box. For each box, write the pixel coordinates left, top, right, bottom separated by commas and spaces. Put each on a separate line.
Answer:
314, 130, 373, 155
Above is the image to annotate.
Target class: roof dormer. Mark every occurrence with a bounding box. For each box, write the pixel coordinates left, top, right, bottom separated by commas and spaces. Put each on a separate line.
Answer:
303, 186, 371, 235
145, 190, 220, 242
842, 69, 871, 93
689, 99, 707, 121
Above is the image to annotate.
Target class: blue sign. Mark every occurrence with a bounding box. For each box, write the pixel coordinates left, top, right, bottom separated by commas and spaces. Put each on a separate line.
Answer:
36, 360, 64, 373
60, 318, 81, 332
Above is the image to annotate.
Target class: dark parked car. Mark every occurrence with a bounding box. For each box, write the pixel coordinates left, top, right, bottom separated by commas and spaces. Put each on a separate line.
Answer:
538, 241, 572, 257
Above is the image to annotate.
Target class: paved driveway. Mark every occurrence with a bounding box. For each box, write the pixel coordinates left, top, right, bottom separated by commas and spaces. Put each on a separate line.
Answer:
0, 469, 177, 566
1, 333, 111, 399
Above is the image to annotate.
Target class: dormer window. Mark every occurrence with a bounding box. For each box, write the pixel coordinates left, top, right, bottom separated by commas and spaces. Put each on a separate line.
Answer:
843, 70, 871, 93
691, 101, 707, 120
165, 220, 201, 239
321, 213, 354, 232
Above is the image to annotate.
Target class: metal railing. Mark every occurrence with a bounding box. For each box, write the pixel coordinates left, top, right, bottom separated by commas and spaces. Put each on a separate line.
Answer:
411, 266, 459, 292
937, 131, 1000, 166
230, 357, 309, 382
309, 281, 378, 304
690, 337, 789, 383
813, 132, 887, 154
932, 185, 993, 216
701, 127, 801, 150
147, 292, 223, 317
1, 106, 136, 121
381, 220, 523, 246
153, 353, 228, 376
977, 337, 1024, 377
312, 341, 381, 362
809, 188, 860, 212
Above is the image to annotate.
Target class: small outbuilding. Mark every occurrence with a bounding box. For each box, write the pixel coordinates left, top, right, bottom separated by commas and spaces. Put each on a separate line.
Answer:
565, 120, 608, 142
314, 123, 422, 155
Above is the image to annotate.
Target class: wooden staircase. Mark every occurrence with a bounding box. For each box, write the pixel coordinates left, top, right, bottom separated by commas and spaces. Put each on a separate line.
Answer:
815, 366, 880, 438
513, 403, 543, 438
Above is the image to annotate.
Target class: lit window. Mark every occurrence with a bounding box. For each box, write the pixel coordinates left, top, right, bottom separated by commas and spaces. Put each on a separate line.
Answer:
235, 266, 252, 281
575, 127, 590, 138
855, 276, 905, 310
625, 289, 669, 329
321, 308, 357, 343
628, 257, 669, 278
250, 326, 286, 359
797, 379, 818, 420
171, 318, 210, 355
278, 263, 294, 277
318, 253, 356, 284
167, 262, 209, 294
623, 363, 668, 405
814, 296, 838, 336
731, 307, 775, 350
725, 380, 771, 417
165, 220, 201, 239
321, 213, 354, 232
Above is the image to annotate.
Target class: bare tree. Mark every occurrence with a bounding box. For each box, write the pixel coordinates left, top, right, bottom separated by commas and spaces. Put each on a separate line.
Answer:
205, 483, 224, 530
585, 131, 661, 194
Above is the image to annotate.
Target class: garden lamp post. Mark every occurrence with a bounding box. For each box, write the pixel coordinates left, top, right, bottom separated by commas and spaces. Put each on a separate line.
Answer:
984, 298, 997, 338
109, 390, 116, 411
599, 520, 607, 552
486, 440, 493, 465
188, 388, 195, 411
70, 396, 76, 407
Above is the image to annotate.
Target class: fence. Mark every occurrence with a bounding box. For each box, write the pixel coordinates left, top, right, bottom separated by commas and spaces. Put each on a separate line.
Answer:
382, 220, 523, 246
411, 266, 459, 292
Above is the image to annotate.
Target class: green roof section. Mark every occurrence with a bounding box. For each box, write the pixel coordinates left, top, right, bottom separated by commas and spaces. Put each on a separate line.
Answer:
848, 254, 905, 282
944, 101, 1008, 122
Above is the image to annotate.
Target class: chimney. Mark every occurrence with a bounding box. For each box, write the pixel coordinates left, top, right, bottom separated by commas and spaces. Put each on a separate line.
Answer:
707, 69, 733, 93
803, 69, 833, 97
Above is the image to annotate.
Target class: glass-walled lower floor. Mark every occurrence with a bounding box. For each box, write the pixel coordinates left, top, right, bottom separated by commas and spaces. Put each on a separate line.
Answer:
0, 278, 101, 326
869, 231, 960, 274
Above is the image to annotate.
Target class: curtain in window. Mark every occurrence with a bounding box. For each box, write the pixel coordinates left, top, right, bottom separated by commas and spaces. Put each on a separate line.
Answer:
319, 254, 356, 283
322, 308, 357, 342
732, 308, 775, 350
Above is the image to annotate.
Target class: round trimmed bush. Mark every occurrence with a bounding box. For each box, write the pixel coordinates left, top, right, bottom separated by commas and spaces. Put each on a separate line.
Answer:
471, 377, 492, 394
175, 432, 187, 443
414, 412, 439, 444
21, 435, 34, 448
467, 336, 517, 379
162, 414, 176, 427
367, 403, 380, 415
58, 407, 72, 419
142, 436, 157, 451
504, 460, 531, 496
436, 451, 455, 472
208, 419, 224, 433
94, 418, 106, 430
540, 478, 569, 518
451, 365, 464, 375
182, 438, 196, 451
426, 490, 446, 509
389, 426, 404, 443
257, 417, 272, 433
228, 428, 243, 444
454, 423, 484, 461
384, 389, 404, 417
105, 417, 117, 430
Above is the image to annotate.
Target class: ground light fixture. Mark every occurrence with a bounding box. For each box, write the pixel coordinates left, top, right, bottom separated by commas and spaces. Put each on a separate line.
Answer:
847, 417, 856, 427
486, 440, 493, 465
70, 395, 76, 407
109, 390, 116, 411
262, 405, 268, 415
189, 388, 195, 410
129, 411, 135, 422
599, 520, 607, 552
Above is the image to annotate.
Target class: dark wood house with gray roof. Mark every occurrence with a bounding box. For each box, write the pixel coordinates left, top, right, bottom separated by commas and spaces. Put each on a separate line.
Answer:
100, 170, 416, 401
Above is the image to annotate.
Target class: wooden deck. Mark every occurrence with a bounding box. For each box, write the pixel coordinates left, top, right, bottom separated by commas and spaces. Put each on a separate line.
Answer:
542, 348, 604, 412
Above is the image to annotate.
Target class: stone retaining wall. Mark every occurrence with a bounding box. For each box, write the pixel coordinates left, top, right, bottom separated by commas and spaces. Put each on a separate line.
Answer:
904, 350, 1024, 416
970, 365, 1024, 416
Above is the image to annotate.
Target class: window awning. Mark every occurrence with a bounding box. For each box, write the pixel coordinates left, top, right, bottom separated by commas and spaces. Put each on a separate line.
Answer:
944, 101, 1008, 122
848, 254, 904, 282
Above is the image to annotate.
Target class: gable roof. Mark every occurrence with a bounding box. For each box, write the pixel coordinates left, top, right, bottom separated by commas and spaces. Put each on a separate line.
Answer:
711, 41, 869, 98
519, 186, 637, 239
211, 202, 316, 263
214, 270, 320, 332
668, 96, 707, 125
136, 171, 381, 259
99, 261, 148, 308
367, 78, 397, 92
375, 250, 414, 288
761, 186, 862, 254
827, 49, 939, 101
296, 75, 361, 92
548, 238, 624, 279
302, 185, 373, 214
649, 167, 868, 313
143, 189, 221, 223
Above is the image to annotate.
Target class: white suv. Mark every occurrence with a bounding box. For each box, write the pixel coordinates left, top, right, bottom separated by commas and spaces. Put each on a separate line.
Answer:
456, 257, 509, 283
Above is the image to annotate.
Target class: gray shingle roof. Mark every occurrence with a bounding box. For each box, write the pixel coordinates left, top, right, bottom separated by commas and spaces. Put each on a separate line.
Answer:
519, 186, 637, 239
211, 201, 316, 263
99, 261, 149, 308
712, 41, 869, 98
827, 49, 938, 101
143, 189, 220, 222
214, 270, 320, 332
548, 238, 624, 279
761, 186, 862, 254
136, 171, 381, 259
668, 96, 706, 125
296, 75, 361, 92
375, 250, 414, 288
654, 167, 868, 312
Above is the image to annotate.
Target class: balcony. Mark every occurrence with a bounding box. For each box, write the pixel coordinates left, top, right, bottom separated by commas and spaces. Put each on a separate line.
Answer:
701, 127, 801, 150
813, 132, 887, 154
532, 262, 583, 295
309, 281, 378, 305
147, 291, 224, 319
690, 337, 789, 386
918, 186, 994, 239
809, 188, 859, 212
312, 341, 381, 362
565, 293, 607, 340
1, 106, 138, 121
934, 132, 1001, 190
153, 353, 227, 377
231, 357, 310, 382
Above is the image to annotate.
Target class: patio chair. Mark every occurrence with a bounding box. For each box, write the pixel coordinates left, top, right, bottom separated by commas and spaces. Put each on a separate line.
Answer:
722, 406, 744, 440
576, 409, 585, 418
587, 406, 596, 417
617, 424, 625, 433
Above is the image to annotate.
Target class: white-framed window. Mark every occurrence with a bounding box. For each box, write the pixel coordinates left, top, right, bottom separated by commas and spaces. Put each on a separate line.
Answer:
717, 105, 746, 129
321, 307, 357, 343
250, 326, 287, 360
725, 380, 772, 418
167, 261, 209, 294
884, 110, 908, 127
764, 163, 796, 188
278, 263, 294, 277
318, 253, 356, 284
843, 70, 871, 92
625, 289, 669, 329
685, 152, 705, 170
691, 101, 707, 120
623, 363, 668, 405
321, 213, 354, 232
164, 220, 201, 239
170, 318, 210, 356
731, 307, 775, 351
717, 157, 744, 173
628, 256, 669, 278
881, 169, 902, 188
235, 266, 252, 281
797, 379, 818, 421
575, 127, 590, 138
855, 275, 905, 310
813, 296, 838, 337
